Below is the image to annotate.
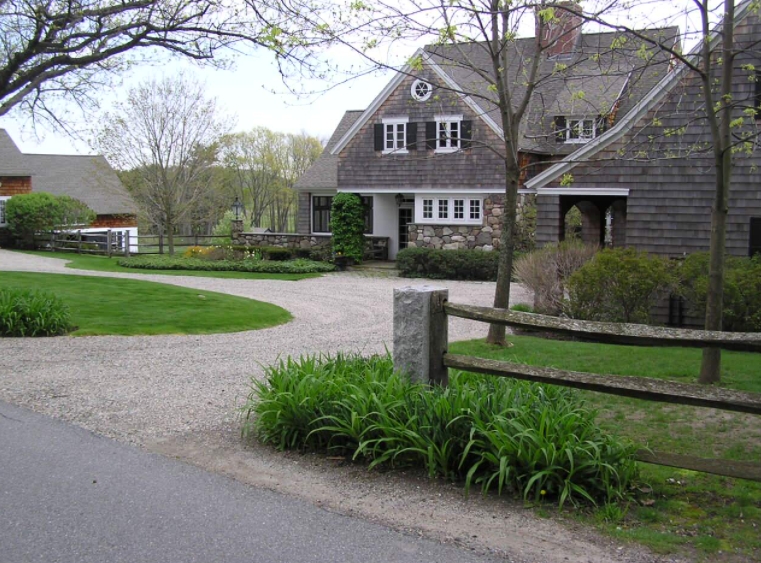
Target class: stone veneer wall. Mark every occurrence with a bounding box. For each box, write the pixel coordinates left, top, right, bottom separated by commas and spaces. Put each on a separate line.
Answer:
234, 231, 332, 249
407, 195, 504, 251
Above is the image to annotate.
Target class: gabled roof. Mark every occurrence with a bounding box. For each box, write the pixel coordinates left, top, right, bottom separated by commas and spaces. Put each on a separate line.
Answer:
0, 129, 32, 175
327, 26, 678, 157
25, 154, 137, 215
294, 110, 363, 190
526, 0, 754, 190
0, 128, 136, 215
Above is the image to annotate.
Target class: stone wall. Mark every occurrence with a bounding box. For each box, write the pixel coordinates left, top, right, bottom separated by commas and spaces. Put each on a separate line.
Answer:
234, 231, 332, 250
407, 195, 504, 251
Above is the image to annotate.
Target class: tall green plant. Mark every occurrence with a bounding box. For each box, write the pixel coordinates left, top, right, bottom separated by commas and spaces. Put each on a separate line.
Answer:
329, 193, 365, 263
0, 288, 72, 336
6, 192, 95, 249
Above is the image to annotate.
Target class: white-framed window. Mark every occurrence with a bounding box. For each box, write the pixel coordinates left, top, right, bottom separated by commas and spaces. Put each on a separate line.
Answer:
382, 117, 408, 154
422, 199, 433, 219
411, 79, 432, 102
469, 199, 482, 220
566, 118, 596, 143
435, 114, 463, 152
415, 195, 483, 225
0, 197, 9, 226
438, 199, 449, 219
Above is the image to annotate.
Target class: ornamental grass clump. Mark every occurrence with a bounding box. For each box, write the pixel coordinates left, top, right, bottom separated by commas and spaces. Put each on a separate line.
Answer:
0, 288, 73, 336
242, 353, 638, 507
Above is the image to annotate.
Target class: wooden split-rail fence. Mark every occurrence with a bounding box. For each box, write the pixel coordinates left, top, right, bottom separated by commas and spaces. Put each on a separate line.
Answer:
392, 286, 761, 482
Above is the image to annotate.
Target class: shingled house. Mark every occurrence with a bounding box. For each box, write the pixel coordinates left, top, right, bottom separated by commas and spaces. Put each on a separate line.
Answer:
528, 0, 761, 260
294, 9, 678, 259
0, 129, 137, 247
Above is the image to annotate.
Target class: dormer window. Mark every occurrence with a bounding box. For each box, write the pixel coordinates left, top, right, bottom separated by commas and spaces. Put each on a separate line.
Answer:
554, 116, 606, 144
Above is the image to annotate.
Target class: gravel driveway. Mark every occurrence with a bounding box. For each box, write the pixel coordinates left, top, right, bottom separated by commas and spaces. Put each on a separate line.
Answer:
0, 250, 674, 563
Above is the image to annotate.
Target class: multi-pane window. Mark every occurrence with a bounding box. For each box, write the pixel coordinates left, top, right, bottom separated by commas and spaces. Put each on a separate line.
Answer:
469, 199, 481, 220
385, 122, 406, 151
437, 120, 460, 150
438, 199, 449, 219
568, 118, 596, 142
0, 197, 9, 226
416, 196, 482, 224
422, 199, 433, 219
453, 199, 464, 220
750, 217, 761, 257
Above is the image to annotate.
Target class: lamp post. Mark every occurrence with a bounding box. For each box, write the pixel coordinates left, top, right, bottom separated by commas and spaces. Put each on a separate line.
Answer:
231, 197, 244, 241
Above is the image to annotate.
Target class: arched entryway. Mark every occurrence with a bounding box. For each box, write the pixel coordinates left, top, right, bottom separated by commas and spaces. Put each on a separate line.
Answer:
559, 195, 627, 247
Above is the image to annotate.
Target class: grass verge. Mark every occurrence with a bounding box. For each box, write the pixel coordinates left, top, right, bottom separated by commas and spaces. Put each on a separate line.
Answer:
15, 251, 323, 280
450, 337, 761, 562
0, 272, 291, 336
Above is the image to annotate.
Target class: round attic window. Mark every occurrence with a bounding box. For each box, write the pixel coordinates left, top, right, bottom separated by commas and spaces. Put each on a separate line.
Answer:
411, 79, 432, 101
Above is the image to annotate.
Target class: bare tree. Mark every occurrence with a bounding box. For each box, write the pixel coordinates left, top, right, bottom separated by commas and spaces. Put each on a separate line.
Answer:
97, 73, 229, 254
0, 0, 331, 127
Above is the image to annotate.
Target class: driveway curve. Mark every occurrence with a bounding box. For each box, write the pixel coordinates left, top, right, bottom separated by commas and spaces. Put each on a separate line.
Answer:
0, 250, 666, 563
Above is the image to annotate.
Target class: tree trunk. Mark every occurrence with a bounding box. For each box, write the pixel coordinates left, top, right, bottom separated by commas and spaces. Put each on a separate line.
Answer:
486, 171, 519, 346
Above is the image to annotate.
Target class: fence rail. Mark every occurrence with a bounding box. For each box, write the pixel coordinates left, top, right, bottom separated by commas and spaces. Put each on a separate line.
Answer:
392, 287, 761, 482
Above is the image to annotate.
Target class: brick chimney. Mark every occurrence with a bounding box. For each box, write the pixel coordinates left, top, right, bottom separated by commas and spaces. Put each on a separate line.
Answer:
536, 1, 582, 57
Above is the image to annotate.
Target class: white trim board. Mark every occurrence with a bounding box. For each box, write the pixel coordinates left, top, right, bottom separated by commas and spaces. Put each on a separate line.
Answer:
537, 187, 630, 196
338, 187, 533, 195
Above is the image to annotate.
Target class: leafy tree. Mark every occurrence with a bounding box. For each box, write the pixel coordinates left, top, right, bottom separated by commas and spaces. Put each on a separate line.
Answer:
97, 74, 228, 255
330, 193, 365, 262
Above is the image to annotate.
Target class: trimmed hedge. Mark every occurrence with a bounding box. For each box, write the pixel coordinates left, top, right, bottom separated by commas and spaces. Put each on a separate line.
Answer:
0, 288, 73, 336
117, 255, 335, 274
397, 247, 500, 281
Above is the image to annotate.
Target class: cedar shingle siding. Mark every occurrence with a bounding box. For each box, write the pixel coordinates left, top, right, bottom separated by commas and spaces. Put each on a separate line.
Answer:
536, 11, 761, 259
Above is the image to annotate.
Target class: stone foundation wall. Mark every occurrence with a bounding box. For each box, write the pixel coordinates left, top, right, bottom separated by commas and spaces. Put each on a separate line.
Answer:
234, 231, 332, 249
407, 195, 504, 251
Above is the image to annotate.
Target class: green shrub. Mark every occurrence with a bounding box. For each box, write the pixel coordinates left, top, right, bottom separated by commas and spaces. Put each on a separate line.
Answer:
6, 192, 95, 249
211, 210, 234, 245
680, 252, 761, 331
330, 193, 365, 263
0, 288, 73, 336
117, 255, 334, 274
309, 244, 332, 262
567, 248, 677, 324
261, 246, 293, 261
397, 247, 500, 281
510, 303, 534, 313
513, 241, 597, 315
242, 353, 638, 507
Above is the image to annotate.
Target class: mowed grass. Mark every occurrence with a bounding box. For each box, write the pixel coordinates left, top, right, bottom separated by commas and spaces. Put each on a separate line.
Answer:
16, 251, 322, 280
450, 337, 761, 562
0, 272, 291, 336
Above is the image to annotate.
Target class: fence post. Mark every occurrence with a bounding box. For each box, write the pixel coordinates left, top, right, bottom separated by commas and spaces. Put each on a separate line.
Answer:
50, 232, 56, 252
393, 286, 449, 386
159, 233, 164, 255
77, 230, 82, 254
125, 231, 130, 258
106, 230, 112, 258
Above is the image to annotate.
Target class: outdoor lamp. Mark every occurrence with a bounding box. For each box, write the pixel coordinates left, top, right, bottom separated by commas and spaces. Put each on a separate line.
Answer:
395, 193, 404, 207
232, 197, 243, 220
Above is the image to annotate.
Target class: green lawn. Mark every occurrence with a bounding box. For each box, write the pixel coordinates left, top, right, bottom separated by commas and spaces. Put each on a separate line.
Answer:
0, 272, 291, 336
17, 251, 322, 280
450, 337, 761, 562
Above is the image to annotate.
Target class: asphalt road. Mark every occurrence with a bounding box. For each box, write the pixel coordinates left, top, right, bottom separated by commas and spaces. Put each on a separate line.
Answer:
0, 401, 504, 563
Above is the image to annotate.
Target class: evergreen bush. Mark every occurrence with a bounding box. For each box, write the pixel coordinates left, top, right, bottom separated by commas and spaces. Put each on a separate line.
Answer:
330, 193, 365, 263
6, 192, 95, 249
396, 247, 500, 281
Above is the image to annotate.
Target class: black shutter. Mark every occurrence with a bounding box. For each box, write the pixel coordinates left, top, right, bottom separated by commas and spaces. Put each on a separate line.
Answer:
553, 116, 566, 143
750, 217, 761, 256
406, 122, 418, 150
426, 121, 437, 150
461, 120, 472, 149
597, 114, 608, 134
755, 79, 761, 113
374, 124, 384, 151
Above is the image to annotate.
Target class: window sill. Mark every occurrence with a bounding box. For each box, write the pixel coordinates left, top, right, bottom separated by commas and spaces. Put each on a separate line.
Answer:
434, 147, 459, 154
564, 139, 592, 144
382, 149, 409, 155
419, 219, 482, 226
